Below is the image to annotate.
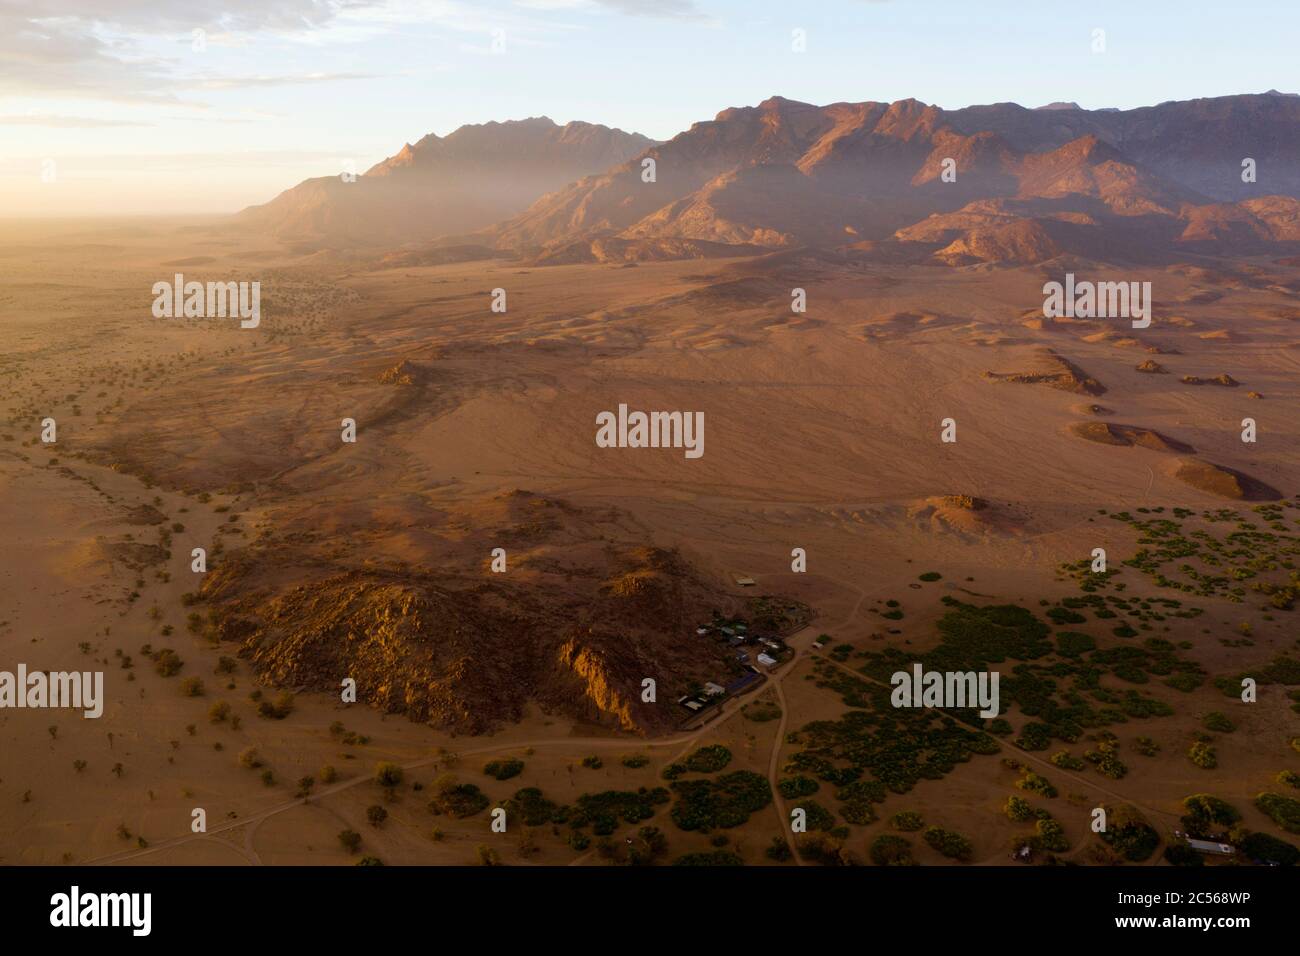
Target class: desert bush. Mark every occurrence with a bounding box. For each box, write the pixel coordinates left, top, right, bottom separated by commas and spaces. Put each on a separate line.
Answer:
869, 834, 916, 866
1032, 817, 1070, 853
1188, 741, 1218, 769
670, 771, 771, 832
483, 758, 524, 781
777, 775, 819, 799
257, 691, 294, 720
428, 781, 490, 819
683, 745, 732, 774
1099, 804, 1160, 861
891, 810, 924, 831
1255, 792, 1300, 834
153, 649, 183, 677
1049, 750, 1086, 771
1202, 711, 1236, 733
1005, 795, 1035, 822
1181, 793, 1241, 838
1239, 831, 1298, 865
764, 837, 792, 862
1016, 771, 1058, 798
923, 826, 973, 861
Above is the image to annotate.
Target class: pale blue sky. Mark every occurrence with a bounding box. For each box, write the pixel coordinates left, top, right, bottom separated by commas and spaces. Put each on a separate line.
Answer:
1, 0, 1295, 215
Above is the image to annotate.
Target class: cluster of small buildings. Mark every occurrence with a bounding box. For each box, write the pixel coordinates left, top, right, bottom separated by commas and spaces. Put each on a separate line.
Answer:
675, 616, 791, 717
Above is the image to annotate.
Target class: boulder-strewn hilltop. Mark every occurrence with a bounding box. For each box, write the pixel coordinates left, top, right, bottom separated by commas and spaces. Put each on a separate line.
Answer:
193, 490, 791, 735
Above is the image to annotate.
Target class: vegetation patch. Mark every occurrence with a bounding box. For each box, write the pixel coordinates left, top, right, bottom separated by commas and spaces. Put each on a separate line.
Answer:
1255, 792, 1300, 834
483, 758, 524, 781
670, 770, 772, 832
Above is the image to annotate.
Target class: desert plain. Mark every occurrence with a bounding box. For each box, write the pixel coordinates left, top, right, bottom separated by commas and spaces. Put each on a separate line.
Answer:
2, 209, 1298, 867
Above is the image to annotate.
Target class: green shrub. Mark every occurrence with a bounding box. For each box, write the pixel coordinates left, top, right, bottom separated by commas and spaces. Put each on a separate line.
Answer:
427, 778, 490, 818
1202, 711, 1236, 733
153, 649, 183, 677
504, 787, 558, 827
891, 810, 924, 831
1239, 831, 1298, 865
923, 826, 973, 861
1004, 795, 1035, 822
869, 834, 916, 866
483, 758, 524, 781
1163, 841, 1205, 866
795, 801, 836, 832
1055, 631, 1096, 658
1084, 749, 1128, 779
1255, 792, 1300, 834
1032, 817, 1070, 853
1049, 750, 1086, 770
777, 775, 819, 799
1099, 804, 1159, 861
1188, 741, 1218, 770
567, 787, 670, 834
1016, 771, 1058, 798
1180, 793, 1240, 838
683, 745, 732, 774
670, 771, 771, 832
764, 837, 792, 862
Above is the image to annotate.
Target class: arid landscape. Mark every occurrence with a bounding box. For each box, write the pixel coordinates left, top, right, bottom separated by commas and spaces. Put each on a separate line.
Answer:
3, 88, 1300, 871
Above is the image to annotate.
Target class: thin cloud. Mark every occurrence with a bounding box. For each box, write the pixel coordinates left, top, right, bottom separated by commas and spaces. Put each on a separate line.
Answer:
187, 72, 383, 90
0, 114, 154, 127
593, 0, 708, 19
0, 149, 362, 173
0, 1, 578, 104
515, 0, 711, 21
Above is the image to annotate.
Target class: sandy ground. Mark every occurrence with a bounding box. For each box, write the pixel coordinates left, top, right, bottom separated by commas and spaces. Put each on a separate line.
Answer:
1, 218, 1298, 865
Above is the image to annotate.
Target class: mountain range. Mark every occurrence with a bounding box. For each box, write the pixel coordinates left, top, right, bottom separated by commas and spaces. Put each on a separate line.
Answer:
237, 116, 654, 246
240, 92, 1300, 266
